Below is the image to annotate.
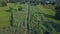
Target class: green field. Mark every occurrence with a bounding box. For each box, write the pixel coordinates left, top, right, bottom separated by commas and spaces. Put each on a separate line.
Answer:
37, 5, 60, 24
0, 3, 60, 34
0, 6, 11, 28
0, 3, 26, 28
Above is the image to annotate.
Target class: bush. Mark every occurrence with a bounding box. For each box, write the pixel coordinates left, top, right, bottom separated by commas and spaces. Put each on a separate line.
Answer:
51, 3, 56, 5
55, 7, 60, 20
18, 6, 22, 11
1, 2, 7, 6
30, 1, 38, 6
0, 3, 2, 7
20, 1, 25, 4
40, 1, 45, 5
7, 0, 16, 3
10, 12, 14, 27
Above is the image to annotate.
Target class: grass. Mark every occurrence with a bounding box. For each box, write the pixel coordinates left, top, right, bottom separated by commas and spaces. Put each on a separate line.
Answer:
0, 3, 23, 28
36, 5, 60, 24
0, 6, 10, 28
0, 3, 60, 34
37, 5, 55, 16
29, 6, 58, 34
0, 3, 27, 28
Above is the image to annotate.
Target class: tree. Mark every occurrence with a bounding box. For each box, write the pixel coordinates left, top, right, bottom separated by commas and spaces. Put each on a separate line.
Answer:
0, 0, 7, 2
18, 6, 22, 11
7, 0, 17, 3
40, 0, 46, 5
55, 0, 60, 20
0, 0, 7, 7
55, 7, 60, 20
8, 7, 14, 27
1, 2, 7, 6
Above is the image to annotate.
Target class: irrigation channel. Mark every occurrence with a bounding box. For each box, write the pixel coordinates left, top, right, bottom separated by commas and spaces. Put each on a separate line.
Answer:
0, 3, 59, 34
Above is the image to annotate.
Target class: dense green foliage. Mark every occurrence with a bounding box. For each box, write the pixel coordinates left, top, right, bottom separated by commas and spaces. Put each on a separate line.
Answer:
0, 0, 60, 34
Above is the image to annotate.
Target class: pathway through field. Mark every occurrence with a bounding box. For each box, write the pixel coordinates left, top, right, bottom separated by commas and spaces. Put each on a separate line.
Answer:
0, 4, 59, 34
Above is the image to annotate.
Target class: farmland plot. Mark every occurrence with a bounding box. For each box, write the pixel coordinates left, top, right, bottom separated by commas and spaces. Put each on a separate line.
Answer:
0, 3, 60, 34
27, 6, 58, 34
0, 3, 28, 34
0, 6, 10, 28
13, 3, 28, 34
